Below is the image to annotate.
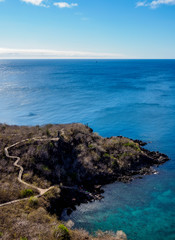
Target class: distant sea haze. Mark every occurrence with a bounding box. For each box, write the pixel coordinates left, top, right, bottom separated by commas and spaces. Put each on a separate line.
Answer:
0, 59, 175, 240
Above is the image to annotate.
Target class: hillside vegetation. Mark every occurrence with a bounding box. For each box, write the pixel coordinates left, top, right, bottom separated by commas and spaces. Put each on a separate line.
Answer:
0, 123, 169, 240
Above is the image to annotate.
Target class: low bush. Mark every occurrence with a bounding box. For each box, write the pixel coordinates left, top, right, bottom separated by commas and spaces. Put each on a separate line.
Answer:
28, 196, 38, 208
42, 165, 50, 171
49, 142, 54, 148
88, 144, 94, 149
103, 153, 110, 158
123, 142, 141, 151
20, 189, 34, 198
53, 224, 70, 240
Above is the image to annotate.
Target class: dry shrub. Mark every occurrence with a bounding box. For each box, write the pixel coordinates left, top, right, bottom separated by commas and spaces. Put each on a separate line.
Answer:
28, 207, 51, 223
70, 229, 90, 240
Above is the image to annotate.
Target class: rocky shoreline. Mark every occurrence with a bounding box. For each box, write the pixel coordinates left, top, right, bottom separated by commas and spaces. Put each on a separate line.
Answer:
0, 123, 170, 240
41, 124, 169, 217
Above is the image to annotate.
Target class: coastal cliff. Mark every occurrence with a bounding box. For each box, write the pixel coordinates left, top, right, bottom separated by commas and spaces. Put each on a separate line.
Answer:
0, 123, 169, 240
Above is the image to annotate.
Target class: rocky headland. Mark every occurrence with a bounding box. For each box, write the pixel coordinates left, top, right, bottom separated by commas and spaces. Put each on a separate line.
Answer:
0, 123, 169, 240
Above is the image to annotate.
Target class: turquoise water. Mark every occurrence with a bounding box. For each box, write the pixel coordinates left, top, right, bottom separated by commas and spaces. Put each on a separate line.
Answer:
67, 172, 175, 240
0, 59, 175, 239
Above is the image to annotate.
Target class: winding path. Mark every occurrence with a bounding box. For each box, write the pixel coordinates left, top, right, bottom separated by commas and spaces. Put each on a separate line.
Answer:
0, 136, 101, 208
0, 137, 59, 208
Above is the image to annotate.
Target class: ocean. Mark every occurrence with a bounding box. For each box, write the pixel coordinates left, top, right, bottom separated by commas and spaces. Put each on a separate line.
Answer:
0, 59, 175, 240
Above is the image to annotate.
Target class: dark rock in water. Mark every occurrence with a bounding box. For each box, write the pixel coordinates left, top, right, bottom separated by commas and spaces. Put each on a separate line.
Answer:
133, 139, 147, 146
67, 208, 73, 215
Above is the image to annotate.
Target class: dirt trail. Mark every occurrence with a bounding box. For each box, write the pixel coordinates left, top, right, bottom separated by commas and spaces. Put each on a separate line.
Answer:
0, 137, 58, 207
0, 136, 98, 208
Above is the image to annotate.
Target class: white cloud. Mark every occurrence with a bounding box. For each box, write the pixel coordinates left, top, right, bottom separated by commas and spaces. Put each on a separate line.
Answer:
0, 48, 126, 59
136, 0, 175, 8
150, 0, 175, 8
0, 0, 5, 2
54, 2, 78, 8
136, 1, 147, 7
21, 0, 44, 6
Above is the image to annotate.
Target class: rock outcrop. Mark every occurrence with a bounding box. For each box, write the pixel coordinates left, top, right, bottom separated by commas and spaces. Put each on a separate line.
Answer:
2, 123, 169, 215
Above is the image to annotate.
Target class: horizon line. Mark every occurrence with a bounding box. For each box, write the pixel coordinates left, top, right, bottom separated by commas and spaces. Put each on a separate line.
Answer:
0, 58, 175, 60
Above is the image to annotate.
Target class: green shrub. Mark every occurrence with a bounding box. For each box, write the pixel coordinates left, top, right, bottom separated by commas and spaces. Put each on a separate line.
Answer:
123, 142, 141, 151
20, 189, 34, 198
37, 145, 42, 151
88, 144, 94, 149
26, 139, 33, 144
110, 155, 117, 160
28, 196, 38, 207
123, 142, 134, 147
103, 153, 110, 158
23, 173, 30, 178
49, 142, 54, 148
0, 232, 3, 237
20, 237, 28, 240
42, 165, 50, 171
53, 224, 70, 240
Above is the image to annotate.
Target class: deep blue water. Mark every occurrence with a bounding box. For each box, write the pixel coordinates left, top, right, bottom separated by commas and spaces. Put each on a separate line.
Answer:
0, 59, 175, 240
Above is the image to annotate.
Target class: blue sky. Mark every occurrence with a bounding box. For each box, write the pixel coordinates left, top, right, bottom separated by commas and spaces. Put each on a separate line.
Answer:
0, 0, 175, 58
